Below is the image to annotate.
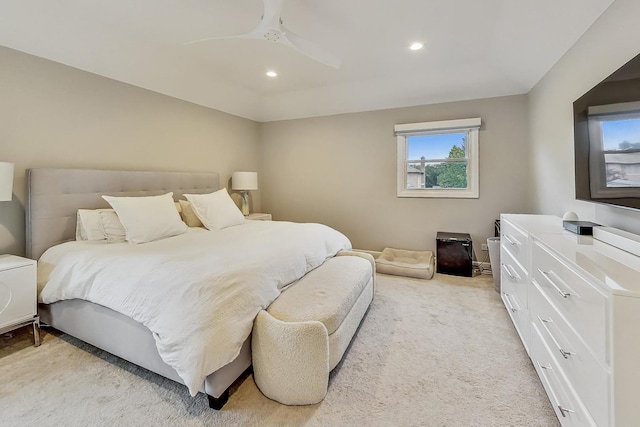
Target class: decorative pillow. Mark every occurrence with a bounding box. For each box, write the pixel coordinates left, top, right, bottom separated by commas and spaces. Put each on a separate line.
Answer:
178, 200, 204, 228
76, 209, 106, 241
184, 188, 246, 230
76, 208, 131, 242
102, 192, 188, 244
99, 210, 127, 242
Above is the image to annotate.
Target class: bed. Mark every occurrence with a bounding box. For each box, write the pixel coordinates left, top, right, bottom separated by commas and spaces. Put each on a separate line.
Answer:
26, 168, 352, 409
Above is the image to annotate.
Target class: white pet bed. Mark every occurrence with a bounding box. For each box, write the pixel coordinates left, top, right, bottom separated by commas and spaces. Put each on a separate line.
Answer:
375, 247, 434, 280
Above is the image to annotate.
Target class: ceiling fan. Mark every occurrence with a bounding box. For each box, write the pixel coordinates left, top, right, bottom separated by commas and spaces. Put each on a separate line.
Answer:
184, 0, 341, 69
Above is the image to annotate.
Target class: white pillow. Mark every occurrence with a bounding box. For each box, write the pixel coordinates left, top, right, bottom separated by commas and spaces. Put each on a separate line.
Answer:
99, 210, 126, 242
76, 209, 106, 241
77, 209, 125, 241
178, 200, 204, 228
184, 188, 246, 230
102, 192, 187, 244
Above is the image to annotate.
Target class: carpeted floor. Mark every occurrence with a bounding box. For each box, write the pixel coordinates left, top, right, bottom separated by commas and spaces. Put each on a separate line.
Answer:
0, 273, 559, 427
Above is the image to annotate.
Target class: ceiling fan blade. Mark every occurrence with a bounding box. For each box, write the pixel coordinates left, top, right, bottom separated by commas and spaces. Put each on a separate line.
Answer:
260, 0, 285, 30
183, 29, 263, 46
184, 0, 340, 69
281, 26, 341, 69
185, 0, 283, 45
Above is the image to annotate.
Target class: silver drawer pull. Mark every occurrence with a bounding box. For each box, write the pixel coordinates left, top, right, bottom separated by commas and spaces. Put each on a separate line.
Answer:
537, 315, 553, 324
536, 361, 552, 370
558, 405, 575, 417
503, 234, 520, 246
501, 264, 518, 281
559, 348, 576, 359
537, 269, 571, 298
503, 293, 518, 313
537, 316, 576, 359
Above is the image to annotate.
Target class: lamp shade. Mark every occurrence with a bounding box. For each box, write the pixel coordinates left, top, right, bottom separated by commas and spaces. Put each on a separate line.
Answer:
0, 162, 14, 202
232, 172, 258, 191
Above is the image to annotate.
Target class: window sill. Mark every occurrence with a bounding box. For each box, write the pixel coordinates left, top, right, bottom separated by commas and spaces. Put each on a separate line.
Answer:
397, 188, 479, 198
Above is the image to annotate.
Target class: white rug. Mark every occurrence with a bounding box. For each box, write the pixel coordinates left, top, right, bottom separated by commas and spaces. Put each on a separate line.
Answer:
0, 273, 559, 426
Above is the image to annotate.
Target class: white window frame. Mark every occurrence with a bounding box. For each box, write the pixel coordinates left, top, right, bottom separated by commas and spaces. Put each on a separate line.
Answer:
395, 117, 481, 198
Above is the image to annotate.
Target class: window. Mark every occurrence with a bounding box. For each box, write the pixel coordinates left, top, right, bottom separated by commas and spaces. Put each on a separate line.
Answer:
588, 102, 640, 198
395, 118, 481, 198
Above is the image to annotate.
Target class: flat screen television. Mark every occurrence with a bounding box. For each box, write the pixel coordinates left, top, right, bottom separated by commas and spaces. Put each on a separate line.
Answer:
574, 52, 640, 210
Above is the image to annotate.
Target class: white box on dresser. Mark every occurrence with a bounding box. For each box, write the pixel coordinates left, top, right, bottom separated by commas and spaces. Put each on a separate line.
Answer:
501, 214, 640, 427
0, 255, 39, 346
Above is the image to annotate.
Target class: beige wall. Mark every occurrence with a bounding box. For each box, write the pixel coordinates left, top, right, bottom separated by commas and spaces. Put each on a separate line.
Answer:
528, 0, 640, 233
260, 95, 530, 252
17, 1, 638, 258
0, 46, 261, 256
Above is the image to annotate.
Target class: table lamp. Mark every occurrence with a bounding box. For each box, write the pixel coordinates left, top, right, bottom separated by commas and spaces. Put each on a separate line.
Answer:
0, 162, 14, 202
232, 171, 258, 216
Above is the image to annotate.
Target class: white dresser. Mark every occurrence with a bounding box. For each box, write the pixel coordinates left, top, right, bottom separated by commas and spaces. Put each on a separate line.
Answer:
501, 214, 640, 427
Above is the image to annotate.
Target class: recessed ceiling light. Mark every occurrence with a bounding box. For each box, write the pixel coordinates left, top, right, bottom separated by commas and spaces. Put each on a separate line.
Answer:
266, 70, 278, 77
409, 42, 424, 51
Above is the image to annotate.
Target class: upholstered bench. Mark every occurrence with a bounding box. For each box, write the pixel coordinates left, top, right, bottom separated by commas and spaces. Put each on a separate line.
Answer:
252, 251, 375, 405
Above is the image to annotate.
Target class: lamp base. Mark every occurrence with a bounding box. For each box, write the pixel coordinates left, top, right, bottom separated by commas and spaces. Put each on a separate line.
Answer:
240, 191, 250, 216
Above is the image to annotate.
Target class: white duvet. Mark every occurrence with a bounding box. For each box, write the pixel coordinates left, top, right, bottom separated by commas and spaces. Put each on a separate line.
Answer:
38, 221, 351, 396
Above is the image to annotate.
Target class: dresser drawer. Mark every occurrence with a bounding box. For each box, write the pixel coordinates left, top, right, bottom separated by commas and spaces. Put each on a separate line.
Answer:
501, 248, 528, 309
532, 241, 607, 360
530, 281, 609, 426
501, 218, 529, 270
531, 323, 598, 427
502, 288, 529, 352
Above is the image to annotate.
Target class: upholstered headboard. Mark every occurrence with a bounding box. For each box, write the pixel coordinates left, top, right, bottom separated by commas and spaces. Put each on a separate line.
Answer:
26, 168, 220, 260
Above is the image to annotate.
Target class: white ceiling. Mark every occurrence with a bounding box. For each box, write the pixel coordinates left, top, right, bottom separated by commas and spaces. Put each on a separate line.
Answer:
0, 0, 614, 122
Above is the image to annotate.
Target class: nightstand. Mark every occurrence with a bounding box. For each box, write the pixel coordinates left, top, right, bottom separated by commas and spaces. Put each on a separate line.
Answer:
246, 213, 272, 221
0, 255, 39, 346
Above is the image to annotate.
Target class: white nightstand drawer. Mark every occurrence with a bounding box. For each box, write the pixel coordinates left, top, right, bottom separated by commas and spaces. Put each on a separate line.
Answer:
532, 241, 607, 357
531, 323, 597, 427
0, 259, 37, 329
501, 219, 529, 271
531, 281, 609, 426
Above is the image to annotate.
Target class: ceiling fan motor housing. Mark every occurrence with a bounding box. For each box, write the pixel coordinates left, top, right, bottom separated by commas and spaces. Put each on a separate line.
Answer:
264, 30, 280, 42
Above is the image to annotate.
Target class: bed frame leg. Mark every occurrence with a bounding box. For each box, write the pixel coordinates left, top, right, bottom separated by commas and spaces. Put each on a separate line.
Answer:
207, 389, 229, 410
